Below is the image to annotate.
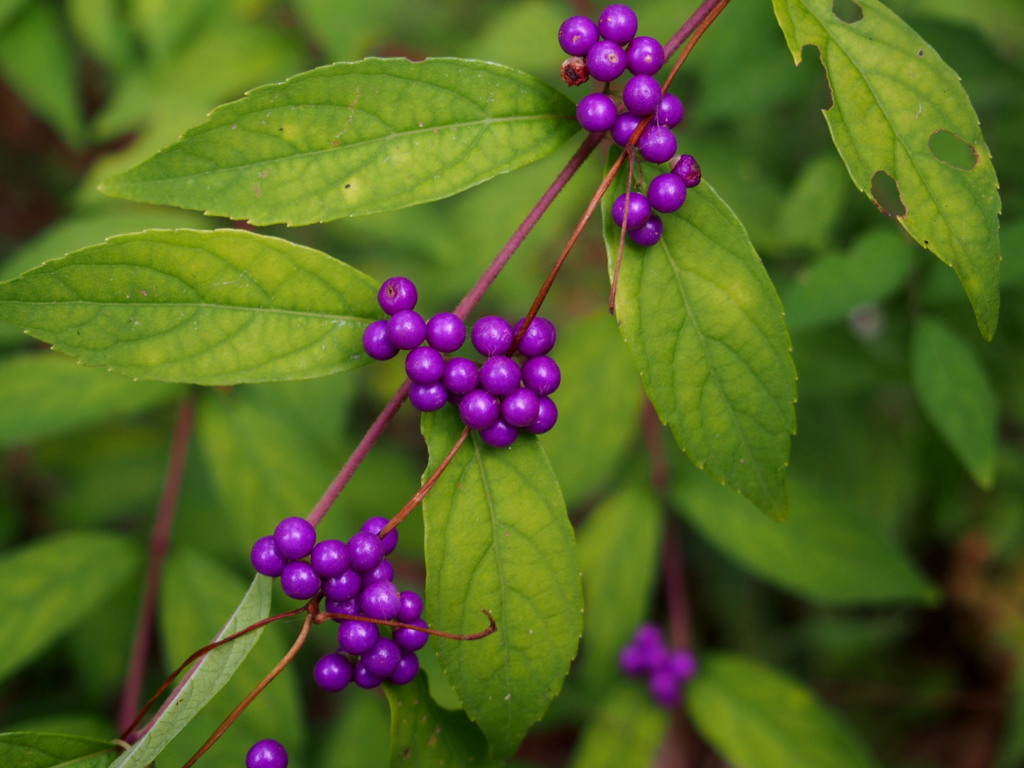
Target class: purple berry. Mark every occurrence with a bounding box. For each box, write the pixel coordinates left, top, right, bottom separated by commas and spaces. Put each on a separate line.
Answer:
598, 4, 638, 44
273, 516, 316, 560
362, 320, 398, 361
513, 316, 556, 357
362, 559, 394, 585
310, 539, 349, 580
623, 74, 661, 116
471, 316, 513, 357
397, 591, 424, 622
559, 15, 599, 56
611, 112, 642, 146
442, 357, 479, 395
654, 94, 684, 127
479, 419, 519, 448
479, 355, 521, 397
576, 93, 618, 133
337, 619, 378, 655
324, 597, 358, 617
611, 191, 651, 230
314, 652, 353, 692
648, 173, 687, 213
586, 40, 627, 82
409, 381, 448, 412
323, 570, 361, 601
501, 387, 541, 428
459, 389, 500, 430
377, 276, 417, 315
425, 312, 466, 353
353, 660, 383, 689
348, 531, 385, 572
521, 356, 561, 396
405, 346, 445, 384
389, 651, 420, 685
393, 618, 430, 651
638, 124, 677, 163
360, 580, 401, 620
361, 516, 399, 554
526, 397, 558, 434
362, 637, 402, 678
386, 309, 426, 350
628, 214, 664, 246
251, 536, 286, 577
649, 668, 683, 709
280, 561, 321, 600
667, 649, 698, 680
246, 739, 288, 768
672, 154, 702, 187
626, 36, 665, 75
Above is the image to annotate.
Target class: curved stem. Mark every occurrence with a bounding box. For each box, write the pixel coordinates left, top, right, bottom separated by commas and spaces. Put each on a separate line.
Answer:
315, 607, 497, 641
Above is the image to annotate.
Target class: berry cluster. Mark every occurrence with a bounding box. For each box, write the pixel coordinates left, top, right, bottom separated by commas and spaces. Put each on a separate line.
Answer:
361, 276, 560, 447
557, 4, 703, 247
250, 515, 426, 692
618, 623, 697, 709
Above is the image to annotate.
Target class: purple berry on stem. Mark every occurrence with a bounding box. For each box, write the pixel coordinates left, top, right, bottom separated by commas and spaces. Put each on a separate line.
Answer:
513, 316, 556, 357
648, 668, 683, 709
353, 660, 383, 689
251, 536, 286, 577
442, 357, 479, 395
323, 569, 361, 601
393, 618, 430, 651
623, 74, 661, 116
337, 619, 379, 655
324, 597, 358, 617
310, 539, 349, 579
471, 316, 513, 356
313, 652, 353, 692
598, 4, 638, 44
425, 312, 466, 353
586, 40, 627, 82
576, 93, 618, 133
638, 124, 677, 164
459, 389, 500, 431
672, 154, 702, 187
611, 191, 651, 230
398, 590, 424, 622
522, 356, 561, 396
479, 419, 519, 448
526, 397, 558, 434
655, 93, 684, 127
626, 36, 665, 75
377, 276, 417, 315
405, 346, 445, 384
648, 173, 687, 213
360, 580, 401, 620
362, 637, 402, 678
280, 561, 321, 600
389, 651, 420, 685
558, 15, 599, 56
409, 381, 448, 412
246, 739, 288, 768
501, 387, 541, 428
362, 559, 394, 585
628, 214, 664, 246
611, 112, 642, 147
362, 320, 398, 361
273, 516, 316, 560
348, 531, 385, 572
386, 309, 427, 350
361, 515, 399, 554
479, 355, 521, 397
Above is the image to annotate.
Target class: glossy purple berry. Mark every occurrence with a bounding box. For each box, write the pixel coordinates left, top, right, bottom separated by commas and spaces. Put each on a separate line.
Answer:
377, 276, 417, 315
362, 637, 402, 678
526, 397, 558, 434
559, 15, 599, 56
623, 74, 661, 116
393, 618, 430, 651
409, 382, 448, 412
362, 559, 394, 585
672, 154, 702, 187
611, 191, 651, 230
425, 312, 466, 353
442, 357, 479, 395
362, 319, 398, 361
521, 356, 561, 396
471, 316, 513, 357
246, 739, 288, 768
348, 531, 385, 572
397, 591, 424, 622
626, 36, 664, 75
251, 536, 286, 577
405, 346, 445, 384
598, 4, 638, 44
586, 40, 627, 82
313, 652, 353, 692
280, 561, 321, 600
648, 173, 687, 213
353, 660, 383, 689
361, 515, 399, 554
628, 214, 663, 246
501, 387, 541, 428
513, 316, 556, 357
480, 419, 519, 448
360, 580, 400, 620
386, 309, 426, 350
479, 355, 521, 397
459, 389, 500, 430
654, 93, 684, 127
638, 124, 677, 164
611, 112, 642, 146
576, 93, 618, 133
389, 651, 420, 685
273, 516, 316, 560
311, 539, 349, 580
337, 619, 378, 655
323, 569, 361, 601
324, 597, 358, 617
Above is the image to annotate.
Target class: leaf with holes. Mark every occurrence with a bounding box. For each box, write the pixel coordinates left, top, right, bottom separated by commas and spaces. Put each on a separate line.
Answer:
99, 58, 577, 226
0, 229, 380, 385
605, 177, 797, 521
772, 0, 1001, 339
421, 407, 582, 758
0, 732, 120, 768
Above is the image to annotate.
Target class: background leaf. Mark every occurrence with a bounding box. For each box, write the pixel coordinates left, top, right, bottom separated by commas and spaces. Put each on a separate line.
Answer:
100, 58, 577, 226
567, 684, 669, 768
0, 732, 119, 768
421, 407, 582, 758
772, 0, 1002, 339
0, 229, 380, 385
606, 178, 797, 520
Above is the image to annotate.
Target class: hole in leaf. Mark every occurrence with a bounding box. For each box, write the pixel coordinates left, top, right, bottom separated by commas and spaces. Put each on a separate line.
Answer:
871, 171, 906, 218
929, 129, 978, 170
832, 0, 863, 23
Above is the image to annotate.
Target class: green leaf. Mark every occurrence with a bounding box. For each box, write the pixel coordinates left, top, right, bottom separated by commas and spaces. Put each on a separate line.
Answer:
0, 532, 141, 683
688, 652, 883, 768
606, 178, 797, 520
672, 464, 937, 605
385, 673, 498, 768
100, 58, 577, 226
0, 732, 119, 768
421, 407, 582, 758
0, 229, 380, 385
771, 0, 1002, 339
110, 566, 272, 768
910, 316, 997, 488
567, 684, 669, 768
775, 153, 849, 250
317, 690, 389, 768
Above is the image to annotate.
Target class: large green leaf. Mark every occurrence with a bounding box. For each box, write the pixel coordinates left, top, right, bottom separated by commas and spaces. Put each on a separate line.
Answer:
421, 407, 582, 758
772, 0, 1002, 339
0, 229, 380, 385
606, 179, 797, 520
0, 532, 141, 683
0, 732, 119, 768
688, 652, 883, 768
910, 316, 997, 488
100, 58, 577, 225
567, 684, 669, 768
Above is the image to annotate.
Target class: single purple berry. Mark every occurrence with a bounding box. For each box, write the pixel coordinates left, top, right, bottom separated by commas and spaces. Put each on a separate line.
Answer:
611, 191, 651, 230
666, 649, 698, 680
672, 154, 702, 187
459, 389, 500, 431
619, 642, 651, 677
479, 355, 521, 397
362, 320, 398, 361
280, 561, 321, 600
393, 618, 430, 651
362, 559, 394, 585
598, 4, 638, 44
360, 580, 401, 620
638, 124, 677, 164
479, 419, 519, 448
501, 387, 541, 428
353, 660, 383, 689
386, 309, 426, 350
361, 516, 399, 554
626, 36, 665, 75
526, 397, 558, 434
409, 381, 448, 412
425, 312, 466, 353
521, 356, 561, 396
389, 651, 420, 685
648, 173, 687, 213
586, 40, 627, 82
251, 536, 286, 577
397, 591, 424, 622
405, 346, 445, 384
559, 15, 599, 56
648, 668, 683, 709
623, 74, 661, 116
325, 596, 358, 617
471, 316, 513, 357
323, 569, 361, 601
611, 112, 642, 147
655, 93, 684, 127
273, 516, 316, 560
313, 652, 353, 692
442, 357, 479, 395
631, 623, 665, 650
246, 739, 288, 768
576, 93, 618, 133
362, 637, 402, 678
377, 276, 417, 315
311, 539, 349, 580
348, 531, 385, 572
513, 316, 556, 357
628, 214, 664, 246
337, 618, 379, 655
